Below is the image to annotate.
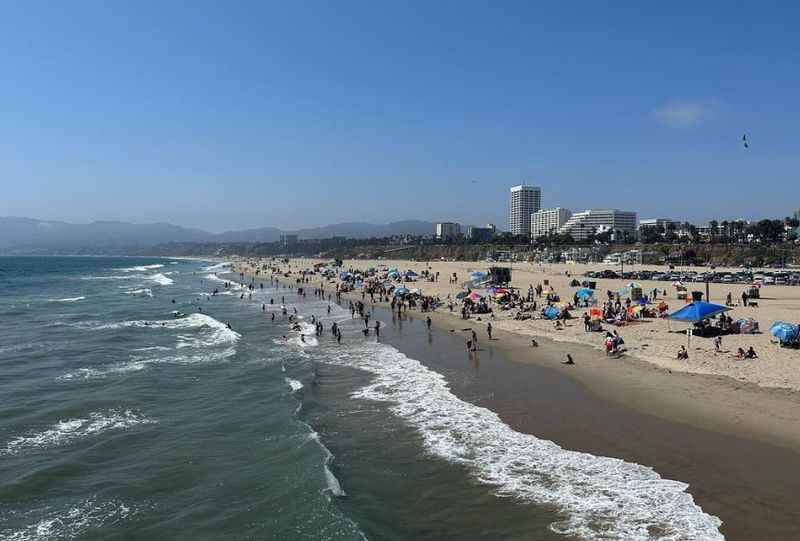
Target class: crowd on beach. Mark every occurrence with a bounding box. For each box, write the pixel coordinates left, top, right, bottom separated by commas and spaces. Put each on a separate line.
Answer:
202, 256, 800, 391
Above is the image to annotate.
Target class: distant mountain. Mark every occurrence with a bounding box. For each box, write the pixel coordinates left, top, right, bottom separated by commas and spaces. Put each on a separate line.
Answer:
289, 220, 435, 240
0, 217, 437, 253
0, 217, 209, 251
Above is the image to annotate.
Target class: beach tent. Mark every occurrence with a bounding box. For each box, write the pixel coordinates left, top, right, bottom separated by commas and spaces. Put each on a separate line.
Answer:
575, 287, 594, 299
543, 305, 560, 320
770, 322, 799, 344
668, 301, 731, 322
735, 318, 759, 334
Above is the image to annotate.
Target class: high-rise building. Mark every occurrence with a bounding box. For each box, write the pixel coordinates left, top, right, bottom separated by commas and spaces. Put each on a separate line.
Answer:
531, 208, 572, 239
467, 224, 496, 242
508, 185, 541, 236
558, 209, 638, 241
435, 222, 461, 240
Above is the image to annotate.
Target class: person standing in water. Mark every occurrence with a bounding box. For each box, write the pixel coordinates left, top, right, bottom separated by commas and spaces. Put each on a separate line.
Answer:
487, 322, 493, 340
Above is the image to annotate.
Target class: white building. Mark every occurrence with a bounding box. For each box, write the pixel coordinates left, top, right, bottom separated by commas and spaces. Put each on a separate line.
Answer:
508, 185, 541, 236
531, 208, 572, 239
435, 222, 461, 240
558, 209, 638, 241
639, 218, 679, 234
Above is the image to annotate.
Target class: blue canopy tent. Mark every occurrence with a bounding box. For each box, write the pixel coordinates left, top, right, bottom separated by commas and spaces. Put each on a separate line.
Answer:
575, 287, 594, 300
770, 322, 799, 345
543, 305, 560, 320
668, 301, 731, 322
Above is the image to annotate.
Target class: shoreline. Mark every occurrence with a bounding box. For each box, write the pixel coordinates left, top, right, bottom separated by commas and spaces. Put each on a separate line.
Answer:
229, 257, 800, 455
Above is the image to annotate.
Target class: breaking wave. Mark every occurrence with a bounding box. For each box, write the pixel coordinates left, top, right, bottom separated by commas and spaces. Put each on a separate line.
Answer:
0, 498, 138, 541
1, 410, 156, 456
321, 341, 724, 540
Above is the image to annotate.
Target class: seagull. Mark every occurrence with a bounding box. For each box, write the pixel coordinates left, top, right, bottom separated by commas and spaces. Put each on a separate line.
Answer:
742, 134, 749, 149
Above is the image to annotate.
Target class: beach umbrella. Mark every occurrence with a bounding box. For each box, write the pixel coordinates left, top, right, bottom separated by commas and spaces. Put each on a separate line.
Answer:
626, 282, 642, 289
668, 301, 731, 322
468, 291, 482, 301
575, 287, 594, 299
769, 321, 799, 344
388, 267, 398, 273
405, 270, 418, 277
394, 287, 409, 297
486, 286, 497, 294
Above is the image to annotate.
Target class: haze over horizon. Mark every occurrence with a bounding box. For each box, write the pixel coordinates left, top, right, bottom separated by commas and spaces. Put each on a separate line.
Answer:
2, 1, 798, 231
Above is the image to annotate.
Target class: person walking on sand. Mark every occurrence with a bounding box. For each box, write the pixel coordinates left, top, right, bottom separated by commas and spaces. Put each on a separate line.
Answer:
487, 322, 493, 340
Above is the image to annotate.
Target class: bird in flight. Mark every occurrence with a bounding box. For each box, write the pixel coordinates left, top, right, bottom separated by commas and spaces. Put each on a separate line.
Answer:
742, 134, 749, 148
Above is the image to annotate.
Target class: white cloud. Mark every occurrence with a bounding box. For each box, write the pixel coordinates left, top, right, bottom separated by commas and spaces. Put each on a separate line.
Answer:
653, 101, 710, 127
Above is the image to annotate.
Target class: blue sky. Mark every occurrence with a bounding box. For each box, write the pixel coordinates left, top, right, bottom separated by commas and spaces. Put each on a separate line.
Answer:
1, 1, 798, 232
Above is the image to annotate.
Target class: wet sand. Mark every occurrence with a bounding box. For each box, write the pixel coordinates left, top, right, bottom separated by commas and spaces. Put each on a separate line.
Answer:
376, 306, 800, 541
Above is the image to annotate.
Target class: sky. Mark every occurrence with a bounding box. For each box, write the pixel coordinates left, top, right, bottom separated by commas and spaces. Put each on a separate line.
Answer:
1, 1, 798, 232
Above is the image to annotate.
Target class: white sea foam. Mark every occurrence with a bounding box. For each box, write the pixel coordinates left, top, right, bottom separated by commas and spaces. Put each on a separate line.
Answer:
147, 273, 173, 286
116, 263, 164, 272
322, 341, 725, 540
0, 498, 137, 541
49, 297, 85, 303
73, 314, 239, 348
1, 410, 156, 456
285, 377, 304, 392
56, 348, 237, 381
123, 288, 153, 297
81, 275, 138, 281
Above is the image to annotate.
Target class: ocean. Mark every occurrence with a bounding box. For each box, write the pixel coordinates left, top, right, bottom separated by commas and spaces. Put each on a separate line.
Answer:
0, 256, 727, 540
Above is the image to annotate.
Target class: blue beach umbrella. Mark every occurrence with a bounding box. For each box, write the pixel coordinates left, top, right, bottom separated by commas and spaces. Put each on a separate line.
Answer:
668, 301, 731, 322
770, 321, 799, 344
394, 287, 409, 296
405, 270, 418, 277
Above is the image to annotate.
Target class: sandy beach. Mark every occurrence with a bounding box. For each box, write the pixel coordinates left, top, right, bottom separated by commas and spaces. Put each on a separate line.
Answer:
230, 256, 800, 455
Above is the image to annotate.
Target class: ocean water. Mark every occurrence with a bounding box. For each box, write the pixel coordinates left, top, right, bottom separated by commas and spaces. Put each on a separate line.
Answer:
0, 257, 725, 540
